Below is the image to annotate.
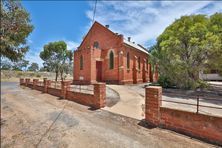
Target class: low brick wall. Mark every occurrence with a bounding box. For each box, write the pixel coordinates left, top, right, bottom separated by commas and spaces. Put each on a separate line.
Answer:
66, 91, 94, 106
160, 107, 222, 145
145, 86, 222, 145
35, 85, 44, 91
20, 78, 106, 109
47, 87, 61, 97
27, 83, 33, 88
20, 78, 25, 85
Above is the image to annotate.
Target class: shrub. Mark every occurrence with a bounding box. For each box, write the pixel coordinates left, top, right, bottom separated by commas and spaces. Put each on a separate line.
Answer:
157, 76, 173, 88
29, 72, 35, 77
36, 73, 41, 78
16, 71, 23, 78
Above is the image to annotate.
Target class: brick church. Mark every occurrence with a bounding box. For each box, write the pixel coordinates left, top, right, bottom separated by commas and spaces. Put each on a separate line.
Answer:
73, 21, 153, 84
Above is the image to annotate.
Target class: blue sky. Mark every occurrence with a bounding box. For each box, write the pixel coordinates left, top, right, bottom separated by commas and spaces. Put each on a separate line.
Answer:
22, 1, 222, 67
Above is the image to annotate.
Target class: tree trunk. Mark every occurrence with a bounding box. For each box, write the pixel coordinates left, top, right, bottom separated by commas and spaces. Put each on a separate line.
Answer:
55, 70, 58, 81
60, 70, 63, 81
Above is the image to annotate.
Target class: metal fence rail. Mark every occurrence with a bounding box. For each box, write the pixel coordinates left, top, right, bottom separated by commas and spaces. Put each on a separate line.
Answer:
49, 81, 61, 89
68, 85, 94, 95
37, 81, 44, 86
161, 96, 222, 114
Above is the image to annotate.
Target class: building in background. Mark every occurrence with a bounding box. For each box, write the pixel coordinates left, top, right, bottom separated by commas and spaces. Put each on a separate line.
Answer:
73, 21, 153, 84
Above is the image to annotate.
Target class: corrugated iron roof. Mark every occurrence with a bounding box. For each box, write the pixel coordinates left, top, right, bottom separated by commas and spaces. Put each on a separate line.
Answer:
123, 39, 149, 55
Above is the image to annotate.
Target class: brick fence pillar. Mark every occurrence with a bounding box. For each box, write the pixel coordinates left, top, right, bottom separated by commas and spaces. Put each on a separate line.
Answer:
93, 83, 106, 109
61, 81, 71, 99
33, 79, 39, 90
20, 78, 24, 85
145, 86, 162, 126
25, 78, 30, 86
47, 80, 51, 88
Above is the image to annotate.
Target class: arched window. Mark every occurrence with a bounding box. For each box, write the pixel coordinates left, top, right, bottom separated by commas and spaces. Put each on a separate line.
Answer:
127, 52, 130, 69
109, 51, 114, 69
93, 41, 99, 48
80, 55, 83, 70
138, 56, 141, 70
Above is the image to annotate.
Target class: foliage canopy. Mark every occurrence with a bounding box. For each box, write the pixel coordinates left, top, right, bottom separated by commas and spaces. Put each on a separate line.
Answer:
40, 41, 73, 81
1, 0, 34, 61
151, 13, 222, 89
28, 62, 39, 71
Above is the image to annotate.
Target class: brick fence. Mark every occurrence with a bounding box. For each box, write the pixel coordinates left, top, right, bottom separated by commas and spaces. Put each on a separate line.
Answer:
145, 86, 222, 145
20, 78, 106, 109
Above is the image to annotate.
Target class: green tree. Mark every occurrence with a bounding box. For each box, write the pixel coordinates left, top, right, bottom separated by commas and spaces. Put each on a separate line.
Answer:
40, 41, 73, 81
39, 67, 46, 72
12, 59, 29, 71
28, 62, 39, 71
0, 0, 34, 61
1, 59, 12, 70
59, 50, 73, 80
206, 13, 222, 75
152, 13, 222, 89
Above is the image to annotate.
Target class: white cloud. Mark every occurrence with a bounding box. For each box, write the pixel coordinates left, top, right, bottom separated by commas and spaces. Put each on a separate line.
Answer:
86, 1, 222, 47
25, 50, 43, 67
66, 40, 79, 51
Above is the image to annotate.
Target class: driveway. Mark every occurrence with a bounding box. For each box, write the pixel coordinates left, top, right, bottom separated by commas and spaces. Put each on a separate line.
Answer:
1, 82, 212, 147
105, 83, 222, 118
104, 85, 145, 120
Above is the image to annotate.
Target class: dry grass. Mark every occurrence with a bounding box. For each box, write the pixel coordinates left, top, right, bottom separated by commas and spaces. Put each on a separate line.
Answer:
1, 70, 73, 82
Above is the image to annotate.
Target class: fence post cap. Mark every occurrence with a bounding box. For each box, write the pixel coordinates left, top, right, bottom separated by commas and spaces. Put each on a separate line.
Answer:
147, 86, 162, 89
94, 82, 106, 85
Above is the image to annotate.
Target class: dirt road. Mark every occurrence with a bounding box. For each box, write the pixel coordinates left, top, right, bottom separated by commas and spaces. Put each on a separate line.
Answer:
1, 82, 213, 148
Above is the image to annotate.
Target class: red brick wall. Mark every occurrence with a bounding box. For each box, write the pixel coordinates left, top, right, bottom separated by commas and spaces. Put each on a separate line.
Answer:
102, 49, 120, 83
145, 86, 162, 126
74, 21, 122, 84
27, 83, 33, 88
66, 83, 106, 109
47, 88, 61, 97
35, 85, 44, 91
122, 46, 149, 84
66, 91, 94, 106
74, 49, 92, 84
20, 78, 106, 109
20, 78, 25, 85
160, 107, 222, 145
145, 86, 222, 145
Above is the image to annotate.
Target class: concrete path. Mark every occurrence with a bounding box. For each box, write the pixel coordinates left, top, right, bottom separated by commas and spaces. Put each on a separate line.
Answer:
104, 84, 222, 119
103, 85, 145, 120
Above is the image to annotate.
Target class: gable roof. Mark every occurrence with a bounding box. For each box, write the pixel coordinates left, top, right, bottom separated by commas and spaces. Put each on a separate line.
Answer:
79, 21, 149, 55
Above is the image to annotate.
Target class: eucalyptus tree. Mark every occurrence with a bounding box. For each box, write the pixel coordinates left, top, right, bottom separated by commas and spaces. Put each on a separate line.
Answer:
1, 0, 34, 61
151, 13, 222, 89
40, 41, 72, 81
